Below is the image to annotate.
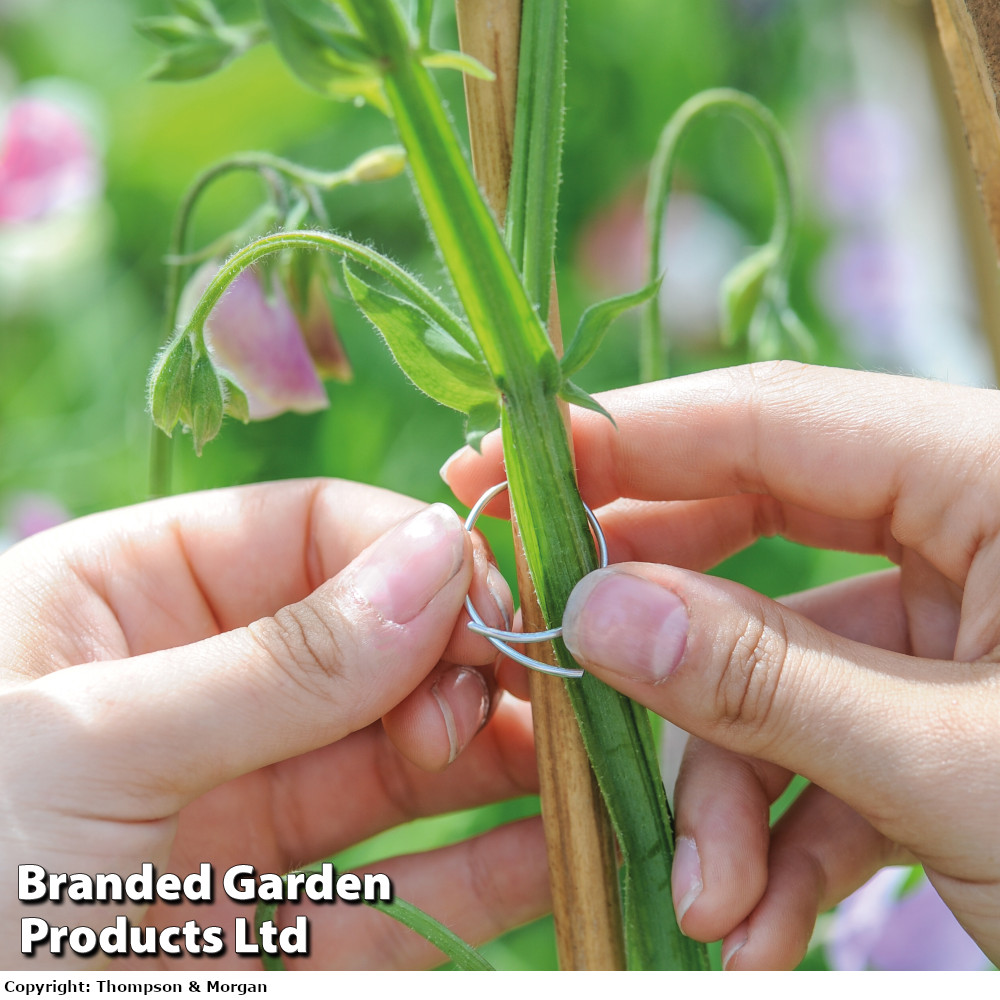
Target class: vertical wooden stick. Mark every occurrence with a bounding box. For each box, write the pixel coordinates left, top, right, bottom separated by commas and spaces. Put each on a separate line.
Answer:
931, 0, 1000, 259
455, 0, 626, 970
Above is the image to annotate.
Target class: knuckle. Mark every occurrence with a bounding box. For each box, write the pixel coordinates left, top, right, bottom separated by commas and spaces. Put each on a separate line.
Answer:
714, 609, 789, 747
248, 598, 349, 696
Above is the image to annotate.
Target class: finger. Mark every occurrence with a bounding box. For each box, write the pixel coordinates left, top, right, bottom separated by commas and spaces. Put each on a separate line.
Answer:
446, 364, 1000, 582
279, 816, 550, 970
670, 737, 790, 942
0, 480, 508, 678
723, 784, 908, 970
17, 505, 484, 813
380, 662, 497, 772
777, 569, 910, 653
440, 539, 513, 667
165, 698, 538, 875
560, 563, 994, 854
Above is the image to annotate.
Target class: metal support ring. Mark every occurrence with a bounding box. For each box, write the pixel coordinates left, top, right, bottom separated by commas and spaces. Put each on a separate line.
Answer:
463, 480, 608, 679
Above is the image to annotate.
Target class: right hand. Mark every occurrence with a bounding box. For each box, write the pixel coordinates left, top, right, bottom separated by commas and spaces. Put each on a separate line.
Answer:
445, 362, 1000, 968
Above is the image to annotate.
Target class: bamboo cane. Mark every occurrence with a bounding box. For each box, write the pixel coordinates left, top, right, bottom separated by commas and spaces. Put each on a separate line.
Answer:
455, 0, 626, 970
931, 0, 1000, 261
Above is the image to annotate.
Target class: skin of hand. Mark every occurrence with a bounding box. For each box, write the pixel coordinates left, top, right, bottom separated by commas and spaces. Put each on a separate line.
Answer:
444, 361, 1000, 970
0, 478, 549, 971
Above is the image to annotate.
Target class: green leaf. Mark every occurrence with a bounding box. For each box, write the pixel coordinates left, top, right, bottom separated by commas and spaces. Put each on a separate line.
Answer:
260, 0, 386, 110
366, 897, 494, 971
558, 379, 615, 426
561, 276, 662, 379
421, 50, 495, 81
252, 900, 286, 973
779, 305, 816, 360
747, 299, 783, 361
170, 0, 221, 27
343, 263, 497, 413
719, 242, 778, 347
135, 16, 205, 46
147, 37, 236, 81
464, 400, 500, 452
415, 0, 434, 45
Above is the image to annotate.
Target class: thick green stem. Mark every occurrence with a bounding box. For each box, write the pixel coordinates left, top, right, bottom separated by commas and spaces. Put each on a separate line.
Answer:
642, 88, 796, 382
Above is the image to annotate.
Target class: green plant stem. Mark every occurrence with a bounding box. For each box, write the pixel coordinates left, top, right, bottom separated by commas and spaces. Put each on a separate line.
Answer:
338, 0, 707, 969
642, 87, 796, 382
503, 0, 565, 323
182, 228, 479, 357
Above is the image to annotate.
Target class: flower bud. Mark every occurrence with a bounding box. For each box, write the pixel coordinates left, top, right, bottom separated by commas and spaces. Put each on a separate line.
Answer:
148, 333, 194, 435
346, 145, 407, 184
719, 242, 778, 347
188, 351, 224, 456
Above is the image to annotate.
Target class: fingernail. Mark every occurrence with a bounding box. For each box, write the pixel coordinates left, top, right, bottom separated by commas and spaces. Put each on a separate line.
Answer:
486, 563, 512, 631
431, 666, 491, 764
352, 504, 465, 624
722, 921, 748, 970
672, 836, 703, 927
562, 569, 689, 682
438, 447, 465, 484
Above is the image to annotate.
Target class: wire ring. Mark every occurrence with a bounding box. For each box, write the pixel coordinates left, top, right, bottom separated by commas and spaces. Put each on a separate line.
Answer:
463, 481, 608, 679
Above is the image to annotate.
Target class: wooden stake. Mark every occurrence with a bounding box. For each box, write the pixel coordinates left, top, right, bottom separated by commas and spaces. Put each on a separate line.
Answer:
455, 0, 626, 970
931, 0, 1000, 260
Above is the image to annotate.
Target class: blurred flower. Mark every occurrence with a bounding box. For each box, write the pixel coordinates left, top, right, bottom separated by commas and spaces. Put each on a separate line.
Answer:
0, 97, 102, 224
815, 232, 916, 362
0, 492, 68, 552
826, 867, 991, 971
577, 184, 747, 346
181, 261, 348, 421
813, 101, 912, 223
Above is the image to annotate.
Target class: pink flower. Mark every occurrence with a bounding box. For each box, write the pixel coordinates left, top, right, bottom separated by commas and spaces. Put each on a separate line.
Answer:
826, 867, 991, 971
0, 492, 69, 551
182, 261, 348, 421
0, 98, 102, 224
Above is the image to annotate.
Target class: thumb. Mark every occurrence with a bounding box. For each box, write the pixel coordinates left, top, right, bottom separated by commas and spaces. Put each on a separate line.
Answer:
560, 564, 973, 838
22, 504, 474, 813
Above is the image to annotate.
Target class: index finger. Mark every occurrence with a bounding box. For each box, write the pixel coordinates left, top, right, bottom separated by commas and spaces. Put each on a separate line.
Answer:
0, 479, 509, 673
446, 363, 1000, 582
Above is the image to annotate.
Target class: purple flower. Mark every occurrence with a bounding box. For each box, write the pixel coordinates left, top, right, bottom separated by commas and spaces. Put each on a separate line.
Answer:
815, 233, 917, 360
826, 867, 991, 971
0, 98, 102, 224
0, 492, 69, 552
813, 102, 912, 222
181, 261, 349, 421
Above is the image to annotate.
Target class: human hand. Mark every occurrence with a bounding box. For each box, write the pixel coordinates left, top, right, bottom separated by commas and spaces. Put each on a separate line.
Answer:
444, 362, 1000, 969
1, 479, 546, 970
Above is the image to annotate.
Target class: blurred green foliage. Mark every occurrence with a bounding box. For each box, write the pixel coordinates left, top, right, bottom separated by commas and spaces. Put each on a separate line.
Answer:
0, 0, 897, 970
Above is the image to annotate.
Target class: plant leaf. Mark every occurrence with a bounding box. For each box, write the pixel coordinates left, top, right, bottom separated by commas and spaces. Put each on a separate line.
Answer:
464, 400, 500, 452
421, 50, 495, 81
779, 305, 816, 360
135, 16, 205, 46
146, 37, 236, 81
719, 242, 778, 347
343, 263, 497, 413
415, 0, 434, 45
558, 379, 616, 425
260, 0, 386, 110
365, 897, 494, 971
170, 0, 221, 27
561, 276, 662, 378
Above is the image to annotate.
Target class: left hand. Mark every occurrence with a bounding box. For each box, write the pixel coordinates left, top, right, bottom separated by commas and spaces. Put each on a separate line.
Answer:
1, 479, 546, 970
